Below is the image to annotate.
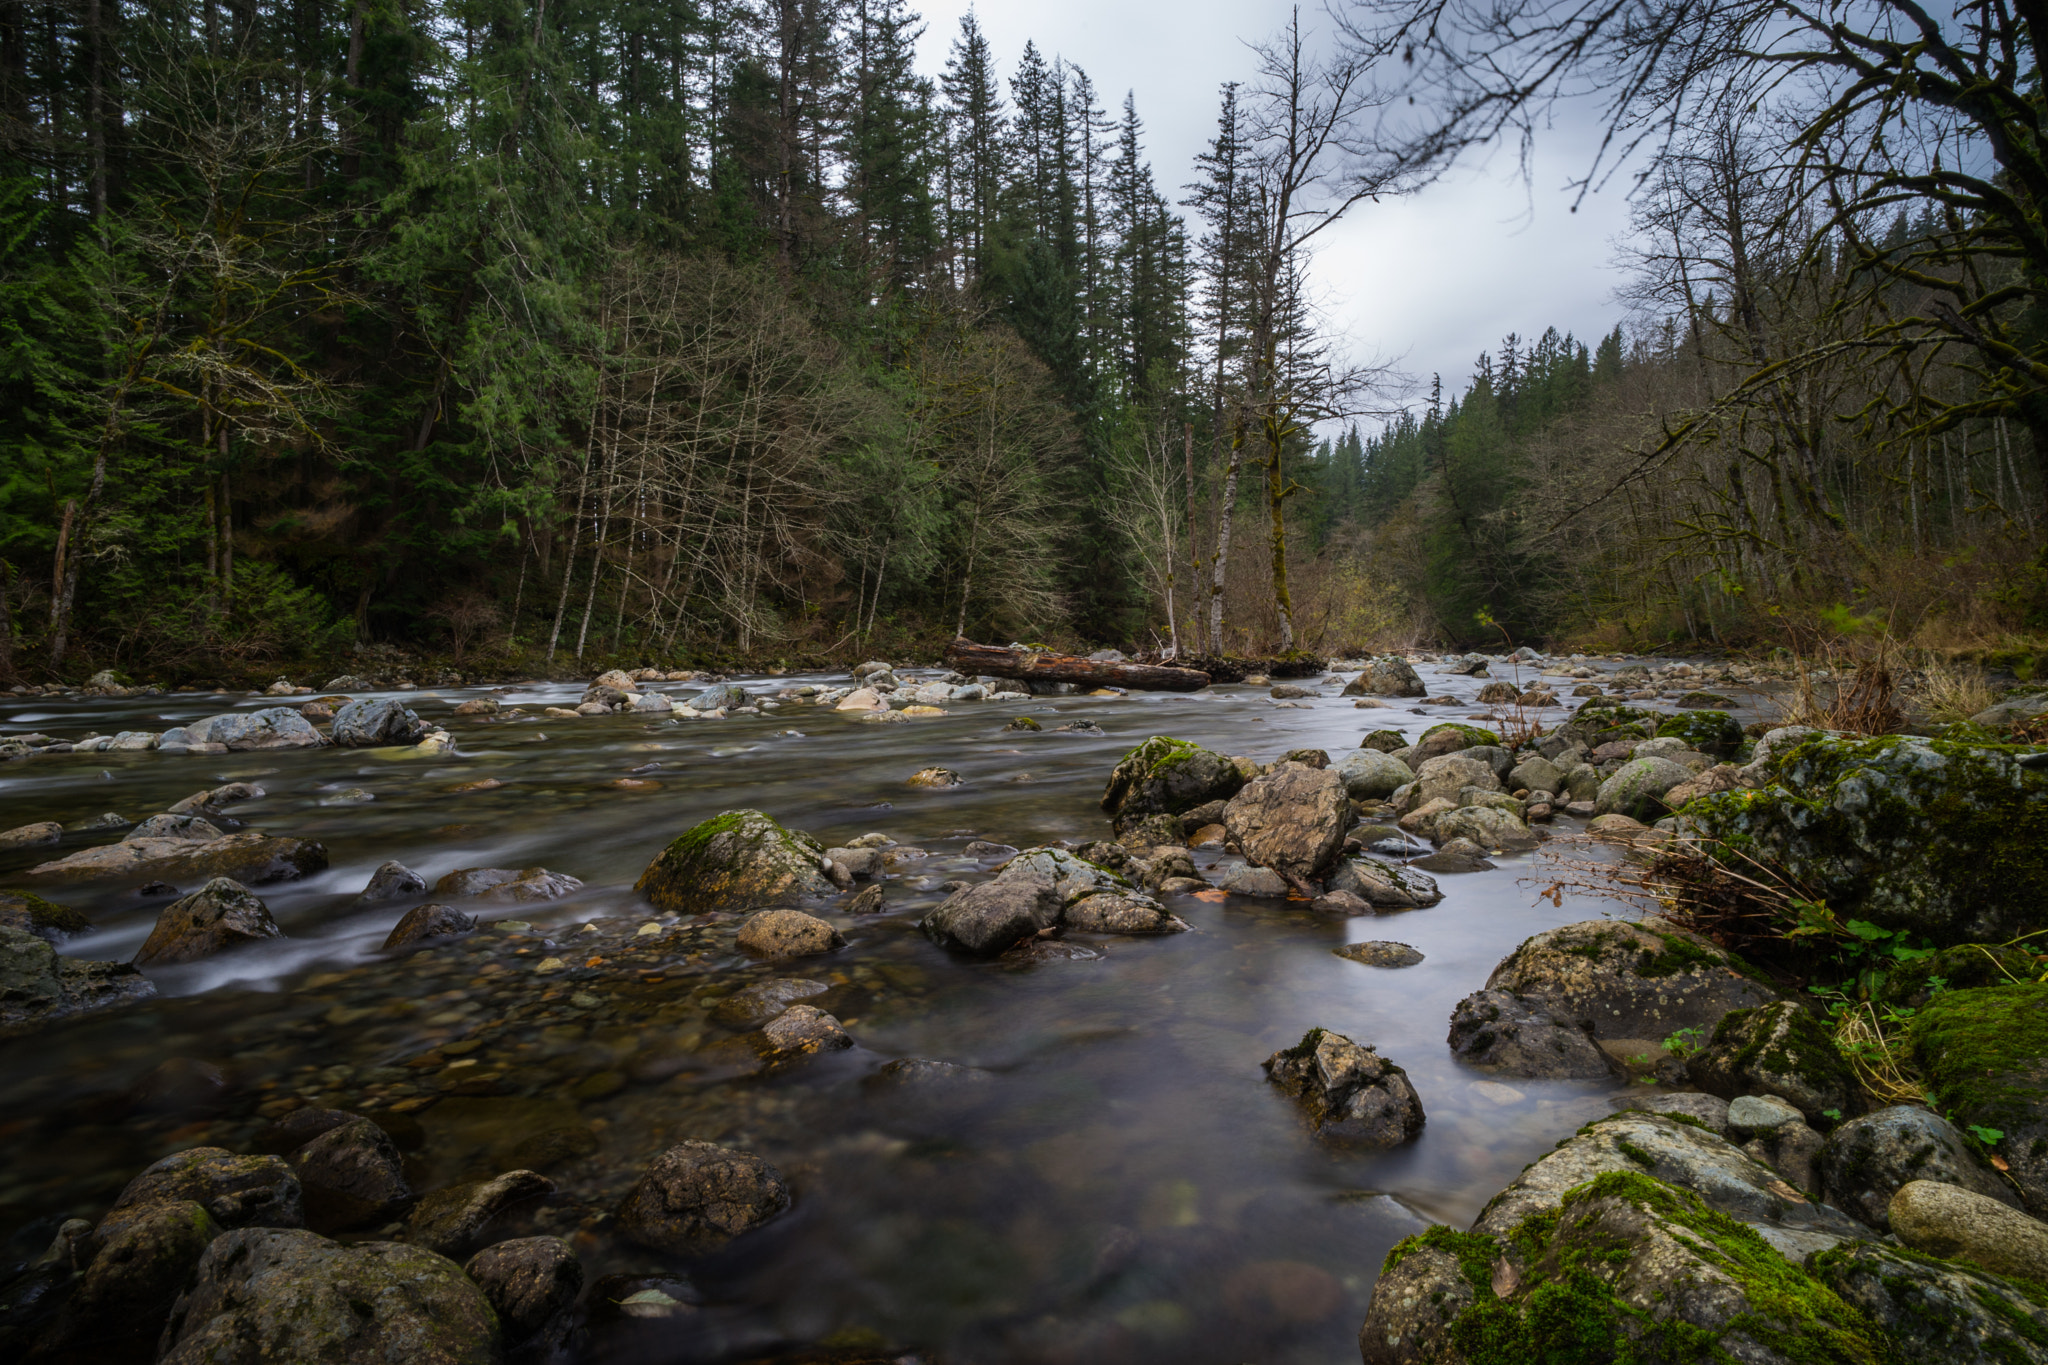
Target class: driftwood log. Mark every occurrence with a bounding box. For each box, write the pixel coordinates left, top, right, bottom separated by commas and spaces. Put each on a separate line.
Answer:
944, 641, 1213, 693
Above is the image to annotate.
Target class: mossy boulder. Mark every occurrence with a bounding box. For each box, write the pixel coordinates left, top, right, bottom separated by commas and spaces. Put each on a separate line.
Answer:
1656, 709, 1744, 758
1688, 1000, 1859, 1123
1485, 919, 1780, 1043
1363, 1164, 1884, 1365
1812, 1241, 2048, 1361
1561, 704, 1661, 748
635, 809, 833, 913
1360, 728, 1409, 753
1874, 943, 2040, 1009
1687, 735, 2048, 945
1414, 723, 1501, 761
1910, 983, 2048, 1214
36, 1200, 222, 1358
1595, 755, 1695, 819
29, 831, 329, 885
1098, 735, 1244, 833
0, 890, 91, 941
0, 924, 156, 1035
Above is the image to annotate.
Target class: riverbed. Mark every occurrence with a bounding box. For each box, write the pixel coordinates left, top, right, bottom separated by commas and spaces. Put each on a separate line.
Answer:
0, 661, 1693, 1363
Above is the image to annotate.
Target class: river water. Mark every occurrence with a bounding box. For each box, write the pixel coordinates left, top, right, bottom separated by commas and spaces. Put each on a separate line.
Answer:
0, 662, 1657, 1363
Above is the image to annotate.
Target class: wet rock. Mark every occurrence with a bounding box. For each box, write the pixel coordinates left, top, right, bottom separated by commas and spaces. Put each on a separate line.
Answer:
292, 1115, 412, 1231
1336, 747, 1412, 801
1343, 657, 1424, 697
318, 787, 376, 806
615, 1141, 791, 1256
113, 1148, 303, 1229
1431, 804, 1536, 851
251, 1108, 359, 1156
1726, 1093, 1804, 1136
1004, 716, 1042, 731
65, 811, 130, 832
167, 781, 263, 815
1335, 940, 1423, 967
1812, 1240, 2048, 1363
381, 903, 477, 951
636, 808, 835, 912
906, 767, 961, 787
1608, 1091, 1734, 1138
712, 978, 830, 1028
1311, 889, 1374, 915
133, 878, 283, 967
1817, 1105, 2018, 1231
1410, 753, 1497, 808
34, 1199, 220, 1358
922, 879, 1060, 956
1099, 735, 1246, 834
823, 846, 882, 880
126, 813, 225, 842
352, 860, 427, 907
331, 697, 429, 747
1223, 764, 1349, 887
0, 821, 61, 850
465, 1237, 581, 1347
163, 707, 325, 752
0, 925, 154, 1035
1220, 863, 1289, 898
1063, 892, 1186, 934
1689, 999, 1858, 1121
1484, 918, 1780, 1042
30, 830, 328, 885
865, 1057, 993, 1089
1327, 856, 1443, 908
1909, 982, 2048, 1214
760, 1003, 853, 1054
1890, 1179, 2048, 1286
0, 890, 91, 941
1413, 723, 1499, 762
1508, 755, 1564, 793
1262, 1028, 1425, 1147
847, 884, 885, 915
159, 1227, 497, 1365
432, 866, 583, 903
1595, 755, 1697, 821
404, 1170, 554, 1258
450, 697, 500, 716
1446, 989, 1611, 1079
736, 909, 843, 959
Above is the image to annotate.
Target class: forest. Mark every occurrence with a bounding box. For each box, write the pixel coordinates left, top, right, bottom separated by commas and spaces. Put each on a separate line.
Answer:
0, 0, 2043, 680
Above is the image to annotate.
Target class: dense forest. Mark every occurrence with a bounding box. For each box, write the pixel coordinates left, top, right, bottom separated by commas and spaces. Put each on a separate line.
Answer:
0, 0, 2042, 680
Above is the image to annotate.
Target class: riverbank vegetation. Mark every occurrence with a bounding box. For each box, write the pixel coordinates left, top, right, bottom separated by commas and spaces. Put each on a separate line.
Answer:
1, 0, 2044, 684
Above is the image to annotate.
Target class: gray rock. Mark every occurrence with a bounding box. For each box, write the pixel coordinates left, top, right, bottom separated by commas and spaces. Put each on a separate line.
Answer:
1099, 735, 1245, 833
1596, 755, 1696, 819
760, 1003, 853, 1054
688, 682, 748, 710
112, 1147, 303, 1229
1222, 764, 1349, 886
822, 846, 881, 880
1311, 889, 1374, 916
1327, 857, 1443, 908
167, 781, 263, 815
922, 879, 1060, 955
1447, 989, 1612, 1079
1262, 1028, 1425, 1147
30, 830, 327, 885
1743, 1116, 1825, 1195
710, 978, 830, 1028
1432, 804, 1537, 851
636, 809, 834, 912
1725, 1093, 1805, 1134
133, 878, 283, 967
352, 860, 427, 907
1508, 755, 1564, 794
1812, 1240, 2048, 1363
1343, 657, 1425, 697
1063, 891, 1186, 934
614, 1142, 790, 1256
405, 1170, 554, 1258
317, 787, 376, 806
1818, 1106, 2019, 1232
1411, 752, 1499, 806
1485, 918, 1780, 1041
65, 811, 129, 831
1335, 747, 1413, 801
1220, 863, 1290, 898
0, 821, 62, 850
168, 707, 326, 751
330, 697, 428, 747
291, 1116, 411, 1232
431, 866, 583, 903
1335, 940, 1424, 967
381, 904, 476, 951
735, 909, 842, 959
1691, 1000, 1857, 1121
1608, 1091, 1733, 1138
159, 1227, 498, 1365
464, 1237, 582, 1346
0, 925, 155, 1033
1889, 1179, 2048, 1286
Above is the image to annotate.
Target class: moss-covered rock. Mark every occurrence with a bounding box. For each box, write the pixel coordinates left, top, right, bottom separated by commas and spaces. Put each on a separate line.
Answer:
0, 924, 156, 1035
0, 890, 91, 941
1656, 709, 1744, 758
1361, 1169, 1887, 1365
1594, 755, 1696, 820
1689, 1000, 1860, 1122
1414, 723, 1501, 761
1910, 983, 2048, 1215
1098, 735, 1245, 833
1874, 943, 2040, 1009
1811, 1241, 2048, 1363
35, 1199, 222, 1358
635, 809, 833, 913
30, 830, 329, 885
1484, 919, 1780, 1043
1687, 735, 2048, 945
1360, 728, 1409, 753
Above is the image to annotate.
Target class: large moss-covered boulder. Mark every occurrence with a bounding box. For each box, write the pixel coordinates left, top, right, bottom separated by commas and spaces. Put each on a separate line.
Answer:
1344, 657, 1425, 697
1657, 709, 1744, 758
635, 809, 833, 912
0, 924, 155, 1034
159, 1228, 498, 1365
1875, 942, 2039, 1009
1485, 919, 1780, 1042
1099, 735, 1244, 833
1687, 735, 2048, 944
1413, 722, 1500, 762
1359, 1170, 1887, 1365
34, 1200, 222, 1359
1911, 983, 2048, 1214
1812, 1241, 2048, 1362
1595, 755, 1695, 819
0, 890, 91, 941
1688, 999, 1859, 1122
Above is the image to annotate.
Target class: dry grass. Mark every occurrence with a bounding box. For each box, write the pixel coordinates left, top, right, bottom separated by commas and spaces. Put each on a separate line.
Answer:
1833, 1003, 1926, 1106
1764, 637, 1905, 735
1905, 657, 1997, 726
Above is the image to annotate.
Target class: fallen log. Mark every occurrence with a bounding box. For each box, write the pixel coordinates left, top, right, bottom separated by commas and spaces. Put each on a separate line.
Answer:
944, 641, 1212, 693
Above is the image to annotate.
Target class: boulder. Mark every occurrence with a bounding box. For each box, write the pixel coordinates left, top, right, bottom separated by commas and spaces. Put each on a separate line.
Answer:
31, 831, 328, 885
1507, 755, 1563, 794
351, 860, 427, 908
112, 1148, 303, 1229
164, 707, 325, 751
1689, 734, 2048, 944
465, 1237, 582, 1347
1360, 729, 1408, 753
1326, 856, 1443, 908
629, 691, 673, 714
1742, 1117, 1826, 1196
1222, 764, 1349, 886
1813, 1240, 2048, 1363
759, 1003, 853, 1055
381, 904, 477, 951
1727, 1093, 1805, 1136
1261, 1028, 1425, 1147
1343, 657, 1425, 697
1818, 1106, 2019, 1232
0, 890, 91, 941
1910, 982, 2048, 1213
735, 909, 842, 959
291, 1115, 412, 1231
1889, 1179, 2048, 1287
1411, 753, 1498, 806
0, 925, 154, 1033
1063, 892, 1187, 934
1485, 919, 1780, 1042
689, 682, 748, 711
432, 866, 583, 902
1656, 709, 1744, 757
0, 821, 61, 850
1336, 747, 1413, 801
1595, 755, 1695, 819
614, 1142, 790, 1256
37, 1199, 221, 1357
1335, 941, 1424, 967
1431, 805, 1537, 852
331, 697, 428, 747
167, 781, 263, 815
404, 1170, 554, 1258
636, 809, 834, 913
159, 1227, 498, 1365
922, 879, 1061, 956
710, 978, 829, 1029
1608, 1091, 1734, 1138
133, 878, 283, 967
1446, 989, 1611, 1079
127, 813, 223, 841
1688, 999, 1858, 1121
1099, 735, 1246, 833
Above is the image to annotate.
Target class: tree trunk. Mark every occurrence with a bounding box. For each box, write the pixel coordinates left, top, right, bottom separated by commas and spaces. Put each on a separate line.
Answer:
1207, 414, 1246, 653
944, 640, 1212, 692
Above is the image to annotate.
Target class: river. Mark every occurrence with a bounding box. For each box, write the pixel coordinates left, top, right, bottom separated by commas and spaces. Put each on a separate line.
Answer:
0, 660, 1665, 1363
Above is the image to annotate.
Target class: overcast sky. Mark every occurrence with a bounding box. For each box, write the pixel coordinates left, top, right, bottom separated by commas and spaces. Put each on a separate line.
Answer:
913, 0, 1639, 428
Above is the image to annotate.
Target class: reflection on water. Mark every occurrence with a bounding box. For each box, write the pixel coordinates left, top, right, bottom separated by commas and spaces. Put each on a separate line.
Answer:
0, 669, 1641, 1362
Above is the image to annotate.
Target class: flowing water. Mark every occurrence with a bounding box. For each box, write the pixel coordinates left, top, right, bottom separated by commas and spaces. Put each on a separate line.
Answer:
0, 664, 1657, 1363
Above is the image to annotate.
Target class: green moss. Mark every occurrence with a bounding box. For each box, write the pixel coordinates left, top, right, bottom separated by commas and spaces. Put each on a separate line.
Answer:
1361, 729, 1408, 753
1719, 1001, 1856, 1109
1421, 722, 1502, 748
1279, 1026, 1328, 1061
1912, 983, 2048, 1136
635, 808, 828, 912
1655, 710, 1743, 757
1381, 1223, 1501, 1289
0, 891, 92, 936
1877, 943, 2037, 1007
1615, 1139, 1658, 1169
